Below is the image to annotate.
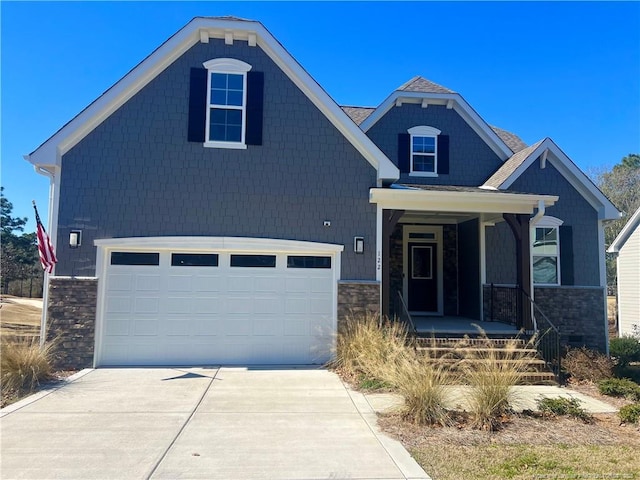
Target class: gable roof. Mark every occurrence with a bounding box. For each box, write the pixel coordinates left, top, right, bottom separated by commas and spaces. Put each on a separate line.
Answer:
24, 16, 399, 183
608, 206, 640, 253
358, 76, 515, 161
398, 76, 455, 94
482, 137, 620, 220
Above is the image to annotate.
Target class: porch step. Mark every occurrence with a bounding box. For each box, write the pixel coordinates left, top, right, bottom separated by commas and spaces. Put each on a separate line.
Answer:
416, 337, 529, 348
414, 337, 557, 385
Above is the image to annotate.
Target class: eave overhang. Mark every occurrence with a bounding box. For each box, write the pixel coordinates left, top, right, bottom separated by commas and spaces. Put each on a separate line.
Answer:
369, 187, 557, 215
485, 137, 621, 221
608, 207, 640, 253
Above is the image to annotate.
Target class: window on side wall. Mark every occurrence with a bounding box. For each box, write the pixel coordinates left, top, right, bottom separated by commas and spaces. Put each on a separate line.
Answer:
187, 58, 264, 148
531, 216, 571, 286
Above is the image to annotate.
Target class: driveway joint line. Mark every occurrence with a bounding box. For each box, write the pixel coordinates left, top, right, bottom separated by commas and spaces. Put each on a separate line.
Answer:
144, 368, 219, 480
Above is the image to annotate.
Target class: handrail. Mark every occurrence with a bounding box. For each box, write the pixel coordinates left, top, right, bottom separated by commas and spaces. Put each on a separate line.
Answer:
395, 290, 417, 335
521, 289, 563, 384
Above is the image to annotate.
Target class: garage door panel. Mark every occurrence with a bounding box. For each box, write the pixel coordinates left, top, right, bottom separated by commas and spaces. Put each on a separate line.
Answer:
224, 317, 252, 336
284, 318, 309, 336
193, 275, 223, 293
167, 275, 192, 292
252, 316, 280, 336
107, 274, 134, 291
133, 320, 159, 336
192, 297, 220, 313
105, 296, 132, 314
228, 276, 254, 292
105, 318, 131, 336
226, 297, 253, 314
193, 319, 220, 336
134, 297, 160, 314
284, 297, 307, 314
100, 243, 338, 366
135, 274, 162, 291
310, 297, 332, 315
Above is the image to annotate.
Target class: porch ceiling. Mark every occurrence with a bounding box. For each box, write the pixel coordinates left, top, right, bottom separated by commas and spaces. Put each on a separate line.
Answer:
370, 185, 557, 215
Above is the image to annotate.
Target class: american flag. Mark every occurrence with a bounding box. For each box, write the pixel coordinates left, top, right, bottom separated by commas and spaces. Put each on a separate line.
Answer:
33, 201, 57, 274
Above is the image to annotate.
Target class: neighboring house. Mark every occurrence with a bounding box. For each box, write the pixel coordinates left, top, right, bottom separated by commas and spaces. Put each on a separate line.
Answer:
608, 207, 640, 337
25, 17, 620, 369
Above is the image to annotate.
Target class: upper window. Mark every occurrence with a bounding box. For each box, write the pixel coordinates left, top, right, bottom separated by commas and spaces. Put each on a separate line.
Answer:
203, 58, 252, 149
408, 126, 441, 176
531, 216, 564, 285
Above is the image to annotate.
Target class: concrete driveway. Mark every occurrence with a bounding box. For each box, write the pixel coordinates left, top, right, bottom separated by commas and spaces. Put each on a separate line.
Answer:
0, 367, 429, 480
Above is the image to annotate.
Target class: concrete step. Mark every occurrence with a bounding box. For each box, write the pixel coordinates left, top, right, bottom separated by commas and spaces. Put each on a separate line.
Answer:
416, 337, 530, 348
416, 346, 539, 358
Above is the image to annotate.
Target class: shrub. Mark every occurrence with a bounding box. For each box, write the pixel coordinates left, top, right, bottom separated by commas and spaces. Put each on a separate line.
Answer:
333, 311, 409, 384
380, 349, 454, 426
562, 347, 614, 382
598, 378, 640, 401
610, 336, 640, 367
460, 335, 532, 431
619, 403, 640, 425
1, 336, 54, 394
537, 397, 593, 423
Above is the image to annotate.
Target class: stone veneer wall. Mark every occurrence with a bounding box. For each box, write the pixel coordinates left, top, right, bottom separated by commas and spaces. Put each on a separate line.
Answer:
337, 281, 380, 333
483, 284, 607, 351
46, 277, 98, 369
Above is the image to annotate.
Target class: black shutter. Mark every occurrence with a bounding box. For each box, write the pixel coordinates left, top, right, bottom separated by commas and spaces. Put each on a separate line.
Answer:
559, 225, 574, 286
437, 135, 450, 174
245, 71, 264, 146
398, 133, 410, 173
188, 68, 207, 143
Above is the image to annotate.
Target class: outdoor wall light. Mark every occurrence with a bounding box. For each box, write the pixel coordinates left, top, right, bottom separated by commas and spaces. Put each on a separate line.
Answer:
69, 230, 82, 248
354, 236, 364, 254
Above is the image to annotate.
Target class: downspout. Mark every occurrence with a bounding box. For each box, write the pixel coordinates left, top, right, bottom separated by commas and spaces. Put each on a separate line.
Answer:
28, 159, 56, 347
528, 200, 546, 332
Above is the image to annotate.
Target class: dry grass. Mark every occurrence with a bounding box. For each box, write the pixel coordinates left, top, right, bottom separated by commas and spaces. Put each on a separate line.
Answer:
457, 335, 534, 430
379, 346, 456, 426
379, 412, 640, 480
332, 311, 409, 384
0, 296, 42, 339
1, 336, 54, 395
563, 347, 614, 382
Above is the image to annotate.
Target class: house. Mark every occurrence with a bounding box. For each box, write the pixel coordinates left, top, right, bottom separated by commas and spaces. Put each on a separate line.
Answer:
608, 207, 640, 337
25, 17, 620, 369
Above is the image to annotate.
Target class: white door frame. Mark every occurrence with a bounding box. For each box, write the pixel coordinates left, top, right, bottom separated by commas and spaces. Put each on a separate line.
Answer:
402, 225, 444, 315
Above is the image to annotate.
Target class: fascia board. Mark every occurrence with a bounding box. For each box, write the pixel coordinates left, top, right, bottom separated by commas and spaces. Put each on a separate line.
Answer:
608, 206, 640, 252
26, 17, 399, 183
360, 91, 512, 161
369, 188, 557, 215
94, 236, 345, 253
500, 138, 621, 221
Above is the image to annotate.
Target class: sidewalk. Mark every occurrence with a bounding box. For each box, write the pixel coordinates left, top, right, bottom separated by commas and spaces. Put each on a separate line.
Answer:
365, 385, 619, 414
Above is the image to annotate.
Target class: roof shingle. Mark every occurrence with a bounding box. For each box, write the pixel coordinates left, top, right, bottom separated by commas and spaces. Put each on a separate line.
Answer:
398, 76, 455, 94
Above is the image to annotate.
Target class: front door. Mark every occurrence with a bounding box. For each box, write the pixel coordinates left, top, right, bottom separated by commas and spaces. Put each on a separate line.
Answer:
408, 242, 438, 311
403, 225, 443, 315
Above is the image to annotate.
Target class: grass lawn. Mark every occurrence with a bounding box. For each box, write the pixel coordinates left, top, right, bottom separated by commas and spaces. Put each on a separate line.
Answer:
0, 296, 42, 339
379, 411, 640, 479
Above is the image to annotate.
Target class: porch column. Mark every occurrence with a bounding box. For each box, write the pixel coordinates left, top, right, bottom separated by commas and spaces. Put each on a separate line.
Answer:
382, 209, 404, 318
503, 213, 533, 331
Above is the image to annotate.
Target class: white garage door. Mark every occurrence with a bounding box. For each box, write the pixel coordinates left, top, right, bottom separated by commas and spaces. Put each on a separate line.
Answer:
95, 238, 342, 366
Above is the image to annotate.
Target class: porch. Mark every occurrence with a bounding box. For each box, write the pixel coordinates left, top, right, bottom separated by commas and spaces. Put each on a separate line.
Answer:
412, 316, 519, 336
372, 185, 559, 334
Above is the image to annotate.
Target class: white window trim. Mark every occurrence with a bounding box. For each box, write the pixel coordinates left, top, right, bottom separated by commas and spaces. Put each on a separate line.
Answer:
531, 216, 564, 286
408, 126, 441, 177
203, 58, 252, 149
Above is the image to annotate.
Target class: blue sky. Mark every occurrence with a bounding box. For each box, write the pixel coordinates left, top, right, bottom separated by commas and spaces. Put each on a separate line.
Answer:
2, 1, 639, 231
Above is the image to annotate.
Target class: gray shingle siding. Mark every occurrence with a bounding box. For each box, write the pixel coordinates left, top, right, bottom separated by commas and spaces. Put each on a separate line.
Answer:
485, 161, 601, 286
365, 103, 503, 186
55, 38, 377, 280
